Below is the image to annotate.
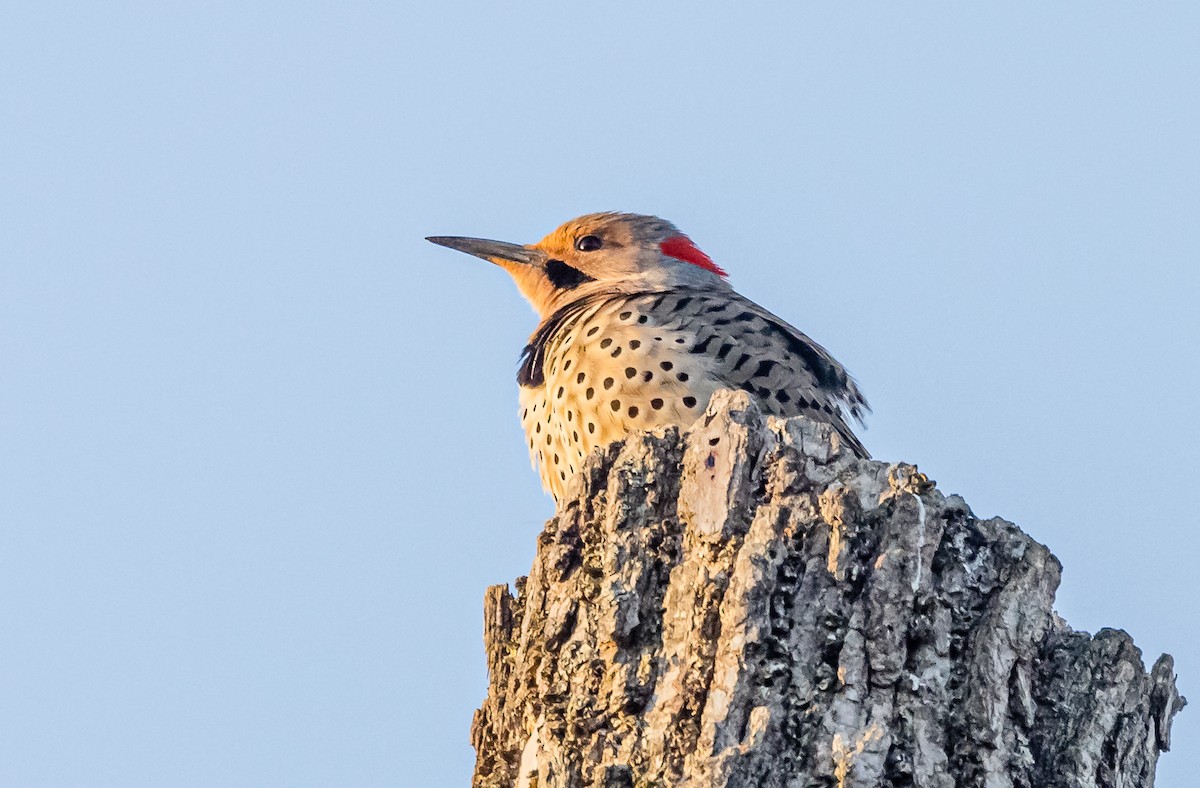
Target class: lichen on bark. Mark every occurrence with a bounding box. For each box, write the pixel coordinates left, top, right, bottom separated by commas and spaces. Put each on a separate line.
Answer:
472, 390, 1184, 787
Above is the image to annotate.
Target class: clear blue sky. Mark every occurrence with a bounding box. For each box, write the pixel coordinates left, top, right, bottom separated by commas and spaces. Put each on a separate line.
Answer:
2, 4, 1196, 785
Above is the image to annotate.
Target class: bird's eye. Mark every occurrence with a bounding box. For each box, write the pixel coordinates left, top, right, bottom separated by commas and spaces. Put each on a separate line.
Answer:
575, 235, 603, 252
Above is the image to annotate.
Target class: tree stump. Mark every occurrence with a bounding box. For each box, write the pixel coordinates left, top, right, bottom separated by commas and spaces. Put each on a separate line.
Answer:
471, 390, 1184, 787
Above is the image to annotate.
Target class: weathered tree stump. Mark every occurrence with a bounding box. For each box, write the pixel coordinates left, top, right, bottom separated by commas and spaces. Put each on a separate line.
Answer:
472, 391, 1184, 787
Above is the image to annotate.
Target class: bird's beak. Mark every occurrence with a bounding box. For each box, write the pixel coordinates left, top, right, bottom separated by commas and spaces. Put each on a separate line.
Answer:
426, 236, 546, 267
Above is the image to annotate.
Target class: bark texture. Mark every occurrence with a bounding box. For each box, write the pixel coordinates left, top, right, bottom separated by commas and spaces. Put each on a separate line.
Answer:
472, 390, 1184, 787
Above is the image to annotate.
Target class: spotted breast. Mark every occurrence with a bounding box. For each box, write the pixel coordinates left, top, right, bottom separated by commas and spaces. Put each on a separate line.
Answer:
518, 288, 868, 502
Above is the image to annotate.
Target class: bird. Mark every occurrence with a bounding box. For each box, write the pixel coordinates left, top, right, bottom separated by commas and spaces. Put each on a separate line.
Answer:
427, 212, 869, 503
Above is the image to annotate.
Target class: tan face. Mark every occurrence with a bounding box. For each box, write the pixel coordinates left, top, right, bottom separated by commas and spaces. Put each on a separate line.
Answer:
427, 212, 727, 319
529, 213, 670, 278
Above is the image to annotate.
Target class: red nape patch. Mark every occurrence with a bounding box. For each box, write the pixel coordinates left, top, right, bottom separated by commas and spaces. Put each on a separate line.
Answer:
660, 235, 727, 278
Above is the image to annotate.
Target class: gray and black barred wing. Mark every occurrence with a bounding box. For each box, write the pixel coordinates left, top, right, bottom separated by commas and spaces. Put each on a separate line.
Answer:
629, 288, 871, 458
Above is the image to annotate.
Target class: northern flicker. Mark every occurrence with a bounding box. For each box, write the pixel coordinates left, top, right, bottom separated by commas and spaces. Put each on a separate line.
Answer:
428, 213, 869, 503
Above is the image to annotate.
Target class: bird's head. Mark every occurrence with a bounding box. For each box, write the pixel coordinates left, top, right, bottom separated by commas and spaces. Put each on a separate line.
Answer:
427, 212, 728, 318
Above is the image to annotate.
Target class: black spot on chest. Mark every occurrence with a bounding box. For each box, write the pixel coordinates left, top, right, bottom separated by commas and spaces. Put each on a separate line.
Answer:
517, 294, 612, 388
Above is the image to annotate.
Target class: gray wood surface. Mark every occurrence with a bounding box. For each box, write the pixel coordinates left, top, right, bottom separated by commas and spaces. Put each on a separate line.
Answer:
472, 391, 1184, 787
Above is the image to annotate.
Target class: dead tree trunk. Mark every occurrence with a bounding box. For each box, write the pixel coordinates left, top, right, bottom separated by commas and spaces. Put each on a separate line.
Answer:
471, 391, 1184, 787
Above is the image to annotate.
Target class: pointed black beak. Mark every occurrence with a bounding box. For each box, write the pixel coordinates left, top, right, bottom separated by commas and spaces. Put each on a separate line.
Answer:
426, 236, 545, 266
